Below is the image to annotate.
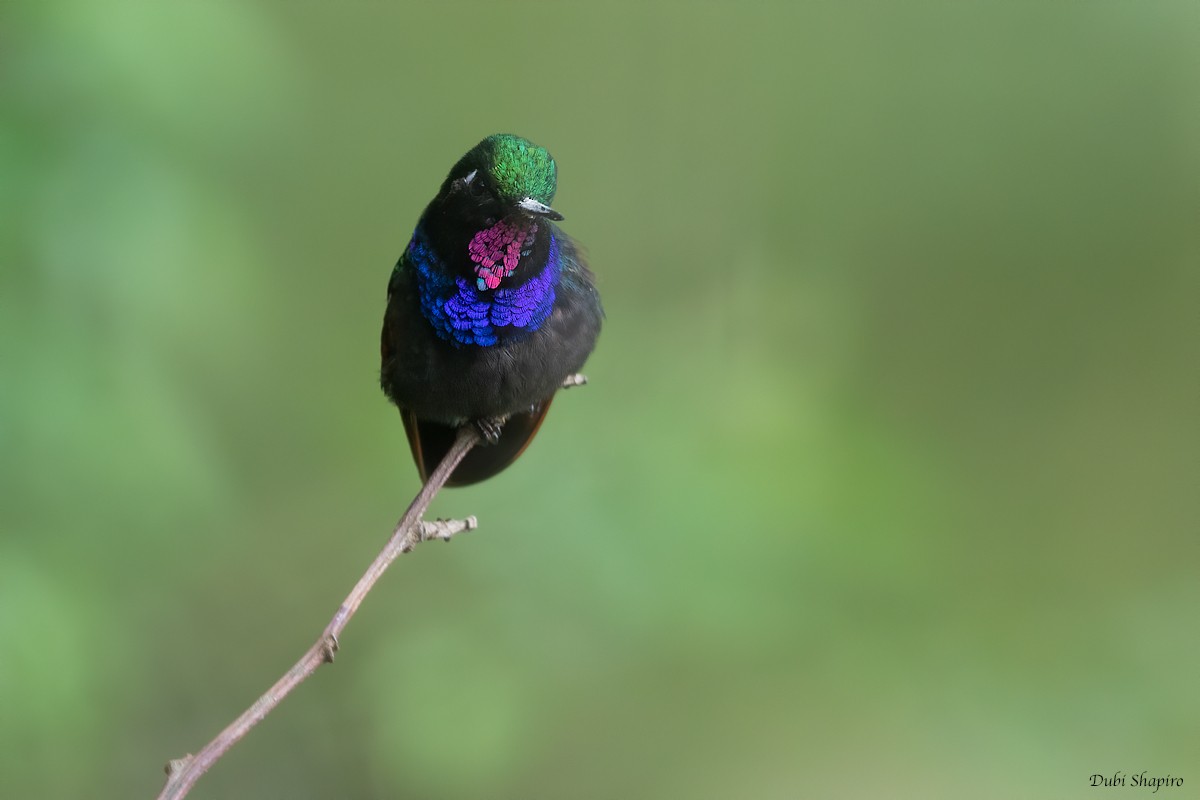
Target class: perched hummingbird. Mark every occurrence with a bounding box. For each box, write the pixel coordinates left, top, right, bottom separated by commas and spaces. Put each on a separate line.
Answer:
380, 134, 603, 486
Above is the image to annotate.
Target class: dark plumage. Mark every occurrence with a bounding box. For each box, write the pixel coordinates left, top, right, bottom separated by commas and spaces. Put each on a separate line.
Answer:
380, 134, 602, 486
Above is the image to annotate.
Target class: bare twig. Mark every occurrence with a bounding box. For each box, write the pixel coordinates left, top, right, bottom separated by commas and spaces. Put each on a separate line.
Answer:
156, 425, 482, 800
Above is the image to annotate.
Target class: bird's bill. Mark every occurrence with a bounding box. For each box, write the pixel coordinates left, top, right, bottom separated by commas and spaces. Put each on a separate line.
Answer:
516, 197, 564, 221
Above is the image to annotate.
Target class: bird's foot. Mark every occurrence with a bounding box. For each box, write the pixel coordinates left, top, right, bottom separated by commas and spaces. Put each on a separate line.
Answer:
474, 416, 506, 445
561, 373, 588, 389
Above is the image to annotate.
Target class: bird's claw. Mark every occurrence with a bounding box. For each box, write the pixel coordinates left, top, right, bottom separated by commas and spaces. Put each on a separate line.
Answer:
474, 417, 505, 444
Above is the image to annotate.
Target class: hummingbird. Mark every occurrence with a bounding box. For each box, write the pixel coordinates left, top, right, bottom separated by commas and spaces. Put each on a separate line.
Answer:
380, 134, 602, 486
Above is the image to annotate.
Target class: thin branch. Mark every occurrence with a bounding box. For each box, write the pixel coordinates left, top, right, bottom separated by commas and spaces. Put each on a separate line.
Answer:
156, 424, 482, 800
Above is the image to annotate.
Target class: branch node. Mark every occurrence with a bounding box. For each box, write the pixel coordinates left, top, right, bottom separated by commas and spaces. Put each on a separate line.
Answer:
561, 373, 588, 389
165, 755, 193, 777
320, 633, 339, 664
417, 515, 480, 543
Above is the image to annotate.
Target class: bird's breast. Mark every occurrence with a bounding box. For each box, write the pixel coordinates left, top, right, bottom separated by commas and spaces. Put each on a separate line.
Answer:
412, 228, 561, 348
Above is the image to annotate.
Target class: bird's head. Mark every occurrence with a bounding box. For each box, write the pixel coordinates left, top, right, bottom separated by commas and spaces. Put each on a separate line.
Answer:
426, 134, 563, 291
439, 133, 562, 223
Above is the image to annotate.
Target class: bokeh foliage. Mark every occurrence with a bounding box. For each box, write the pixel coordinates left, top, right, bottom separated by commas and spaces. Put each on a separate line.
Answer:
2, 2, 1196, 798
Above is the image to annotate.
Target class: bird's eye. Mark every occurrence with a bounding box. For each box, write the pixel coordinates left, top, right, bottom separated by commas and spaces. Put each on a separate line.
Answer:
463, 169, 478, 186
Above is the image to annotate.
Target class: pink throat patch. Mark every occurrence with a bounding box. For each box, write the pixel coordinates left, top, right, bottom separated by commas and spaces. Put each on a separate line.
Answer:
468, 218, 538, 291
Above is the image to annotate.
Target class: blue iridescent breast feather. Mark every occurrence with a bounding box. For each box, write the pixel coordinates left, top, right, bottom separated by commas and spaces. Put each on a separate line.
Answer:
407, 226, 559, 347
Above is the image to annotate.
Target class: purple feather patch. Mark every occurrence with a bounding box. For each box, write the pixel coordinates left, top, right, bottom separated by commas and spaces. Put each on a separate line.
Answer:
410, 226, 559, 347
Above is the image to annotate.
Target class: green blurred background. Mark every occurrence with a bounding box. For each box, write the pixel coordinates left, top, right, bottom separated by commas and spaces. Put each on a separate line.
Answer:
2, 2, 1196, 798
